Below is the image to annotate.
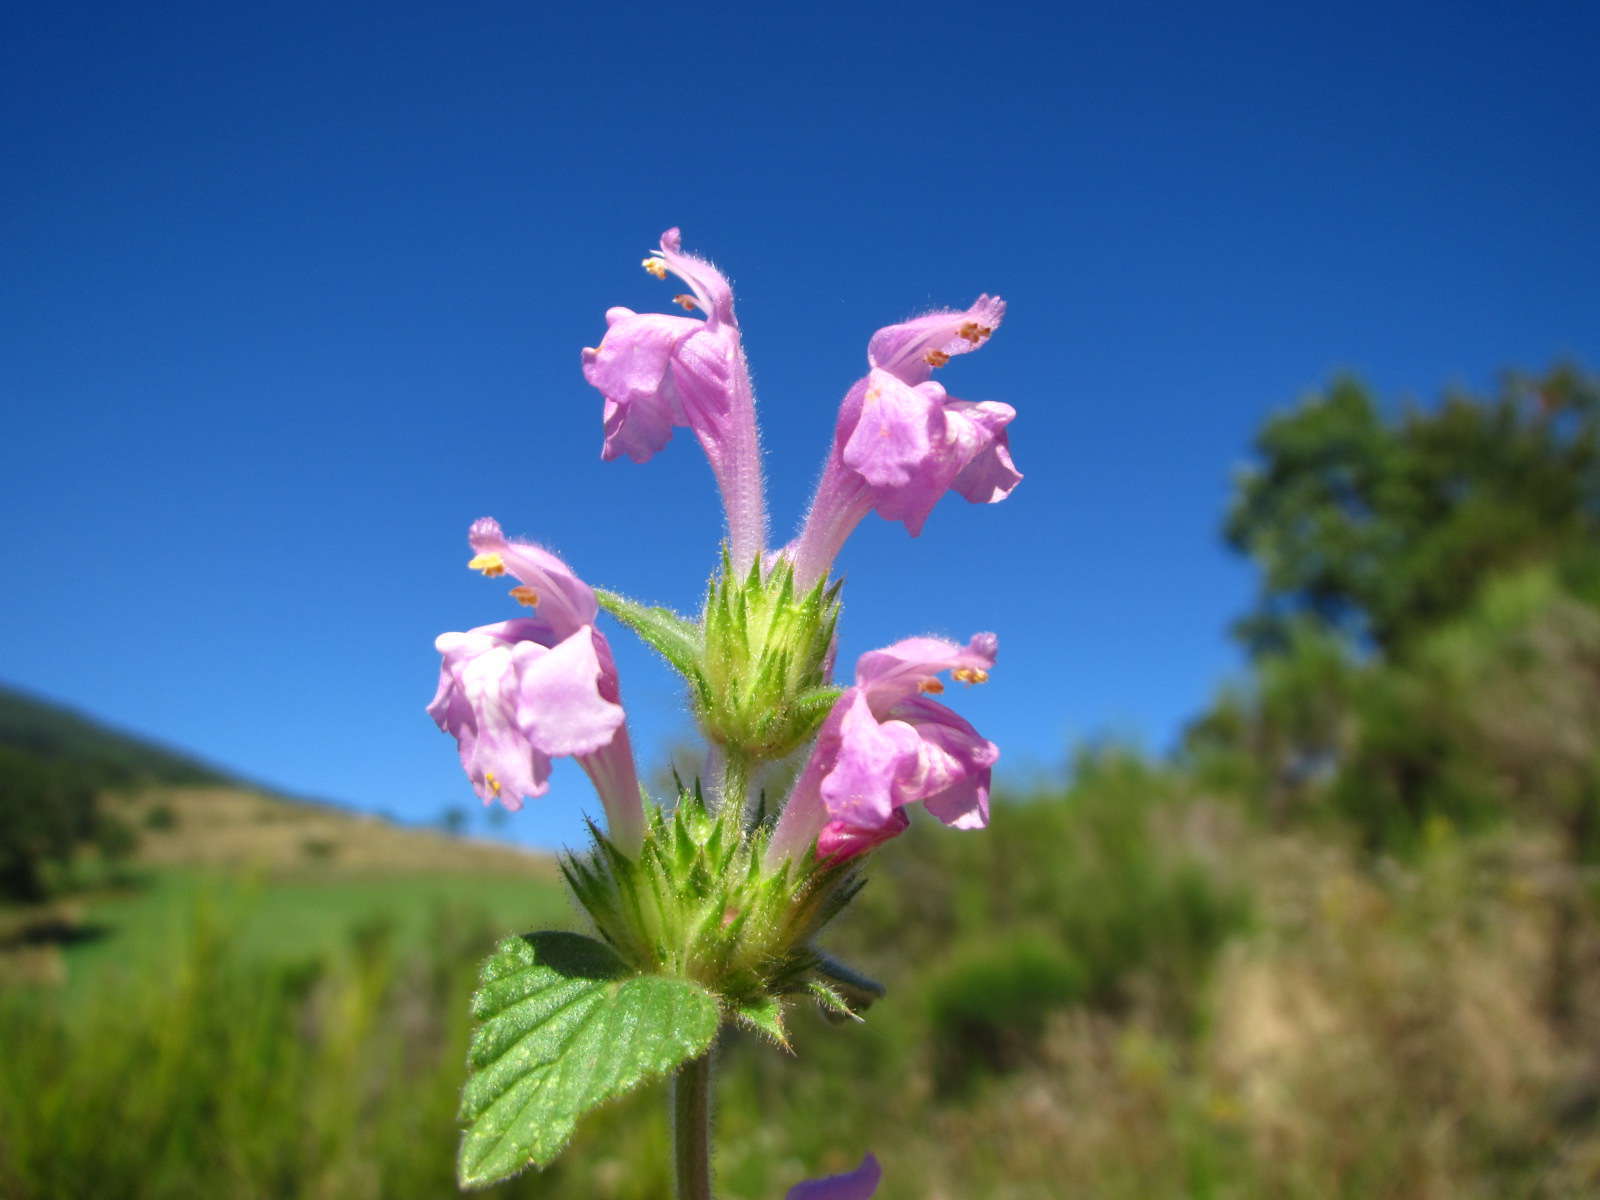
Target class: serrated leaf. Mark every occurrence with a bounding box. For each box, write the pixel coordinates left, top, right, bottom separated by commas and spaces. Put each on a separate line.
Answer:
458, 932, 720, 1189
734, 995, 790, 1048
596, 590, 706, 693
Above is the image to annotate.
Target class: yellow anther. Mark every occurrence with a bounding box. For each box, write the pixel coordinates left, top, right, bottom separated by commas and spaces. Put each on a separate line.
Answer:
673, 294, 699, 311
467, 552, 507, 577
917, 678, 946, 694
956, 322, 993, 345
485, 771, 501, 795
924, 349, 951, 368
510, 585, 539, 608
642, 256, 668, 279
952, 667, 989, 685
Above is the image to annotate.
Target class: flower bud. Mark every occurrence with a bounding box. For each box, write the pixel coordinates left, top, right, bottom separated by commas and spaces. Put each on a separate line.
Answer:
698, 553, 843, 763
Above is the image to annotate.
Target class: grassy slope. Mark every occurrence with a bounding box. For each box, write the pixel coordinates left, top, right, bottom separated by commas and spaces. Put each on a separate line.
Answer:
0, 682, 567, 988
37, 785, 567, 993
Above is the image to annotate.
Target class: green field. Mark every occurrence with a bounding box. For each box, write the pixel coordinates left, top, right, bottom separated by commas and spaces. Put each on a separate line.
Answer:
60, 867, 571, 1001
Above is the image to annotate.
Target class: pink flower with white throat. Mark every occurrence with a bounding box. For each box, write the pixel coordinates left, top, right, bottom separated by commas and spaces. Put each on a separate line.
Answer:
427, 518, 644, 852
769, 633, 999, 863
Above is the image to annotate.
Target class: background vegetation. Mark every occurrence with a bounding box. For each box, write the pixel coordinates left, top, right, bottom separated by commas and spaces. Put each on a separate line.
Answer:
4, 365, 1600, 1197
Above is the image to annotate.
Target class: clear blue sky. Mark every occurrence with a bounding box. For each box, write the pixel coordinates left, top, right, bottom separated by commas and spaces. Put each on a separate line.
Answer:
4, 1, 1597, 849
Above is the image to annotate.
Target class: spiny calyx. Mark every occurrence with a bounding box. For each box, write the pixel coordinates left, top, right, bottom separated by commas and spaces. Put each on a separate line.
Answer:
699, 552, 843, 762
562, 787, 863, 1018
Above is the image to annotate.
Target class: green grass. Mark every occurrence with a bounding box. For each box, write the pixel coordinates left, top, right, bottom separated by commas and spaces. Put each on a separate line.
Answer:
61, 867, 570, 1000
6, 774, 1600, 1198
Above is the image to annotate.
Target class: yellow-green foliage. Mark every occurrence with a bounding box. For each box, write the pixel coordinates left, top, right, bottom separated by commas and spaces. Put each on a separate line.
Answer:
6, 768, 1600, 1197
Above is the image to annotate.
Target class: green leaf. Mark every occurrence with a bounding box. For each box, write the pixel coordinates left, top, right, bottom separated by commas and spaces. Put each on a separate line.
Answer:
458, 932, 720, 1189
595, 590, 706, 696
734, 995, 791, 1048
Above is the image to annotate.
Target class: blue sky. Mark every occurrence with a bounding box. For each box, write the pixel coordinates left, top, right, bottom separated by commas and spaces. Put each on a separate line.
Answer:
4, 1, 1597, 849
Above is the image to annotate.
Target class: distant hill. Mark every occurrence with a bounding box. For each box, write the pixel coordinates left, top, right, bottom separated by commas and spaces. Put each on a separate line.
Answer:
0, 683, 234, 791
0, 684, 549, 901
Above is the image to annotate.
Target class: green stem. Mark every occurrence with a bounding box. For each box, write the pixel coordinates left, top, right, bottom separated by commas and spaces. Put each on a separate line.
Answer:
719, 750, 752, 836
672, 1051, 714, 1200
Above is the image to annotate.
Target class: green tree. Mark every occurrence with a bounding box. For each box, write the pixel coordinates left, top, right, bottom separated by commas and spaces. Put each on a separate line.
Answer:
1226, 365, 1600, 657
0, 747, 99, 900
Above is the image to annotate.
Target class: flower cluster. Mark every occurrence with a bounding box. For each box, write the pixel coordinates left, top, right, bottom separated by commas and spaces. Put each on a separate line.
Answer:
429, 227, 1019, 866
431, 228, 1020, 1196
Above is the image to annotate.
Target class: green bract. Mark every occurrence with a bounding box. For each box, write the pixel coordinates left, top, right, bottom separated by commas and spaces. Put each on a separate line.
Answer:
701, 554, 843, 762
599, 554, 842, 767
563, 788, 863, 1027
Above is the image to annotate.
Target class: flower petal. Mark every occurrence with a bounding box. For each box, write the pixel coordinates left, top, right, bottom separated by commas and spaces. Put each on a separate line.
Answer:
787, 1152, 883, 1200
947, 400, 1024, 502
818, 690, 923, 833
467, 518, 598, 634
945, 399, 1022, 503
582, 308, 699, 464
855, 632, 998, 708
430, 624, 557, 808
514, 627, 626, 759
656, 226, 735, 326
867, 294, 1005, 386
891, 695, 997, 829
816, 811, 909, 861
841, 369, 939, 490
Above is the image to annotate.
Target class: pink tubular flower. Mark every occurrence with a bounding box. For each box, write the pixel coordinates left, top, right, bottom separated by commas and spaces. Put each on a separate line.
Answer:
768, 634, 999, 864
427, 518, 644, 852
788, 296, 1021, 589
581, 228, 766, 570
786, 1153, 882, 1200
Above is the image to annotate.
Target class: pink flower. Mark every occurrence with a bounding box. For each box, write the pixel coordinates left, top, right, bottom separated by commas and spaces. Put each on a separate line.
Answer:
581, 228, 766, 569
769, 634, 998, 863
788, 296, 1020, 588
786, 1153, 882, 1199
427, 519, 644, 851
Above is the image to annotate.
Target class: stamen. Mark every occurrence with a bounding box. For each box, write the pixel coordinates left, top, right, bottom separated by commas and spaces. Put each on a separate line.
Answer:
956, 322, 994, 345
952, 667, 989, 685
673, 294, 699, 311
642, 256, 668, 279
467, 552, 507, 577
924, 349, 951, 368
509, 586, 539, 607
485, 771, 501, 796
917, 678, 946, 694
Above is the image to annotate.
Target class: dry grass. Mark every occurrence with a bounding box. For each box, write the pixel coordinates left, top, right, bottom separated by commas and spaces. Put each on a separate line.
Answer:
761, 824, 1600, 1199
108, 785, 555, 878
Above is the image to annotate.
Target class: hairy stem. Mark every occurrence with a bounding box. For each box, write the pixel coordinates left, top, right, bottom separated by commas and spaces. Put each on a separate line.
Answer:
672, 1051, 714, 1200
719, 750, 752, 834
